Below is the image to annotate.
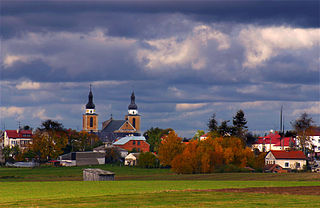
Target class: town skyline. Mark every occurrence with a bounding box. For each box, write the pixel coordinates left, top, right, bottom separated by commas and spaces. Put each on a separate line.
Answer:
1, 0, 319, 138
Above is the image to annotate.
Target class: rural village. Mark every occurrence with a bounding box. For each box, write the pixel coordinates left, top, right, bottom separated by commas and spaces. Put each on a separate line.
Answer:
1, 87, 319, 174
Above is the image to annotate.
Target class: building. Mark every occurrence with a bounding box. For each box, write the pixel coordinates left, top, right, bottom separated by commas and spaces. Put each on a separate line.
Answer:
82, 85, 98, 133
99, 92, 141, 143
2, 129, 33, 149
308, 128, 320, 157
59, 151, 105, 166
252, 131, 295, 152
113, 135, 150, 152
125, 153, 140, 166
265, 150, 307, 170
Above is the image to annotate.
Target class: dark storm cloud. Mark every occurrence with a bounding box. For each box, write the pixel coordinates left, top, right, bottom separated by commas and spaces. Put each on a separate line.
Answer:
1, 1, 318, 39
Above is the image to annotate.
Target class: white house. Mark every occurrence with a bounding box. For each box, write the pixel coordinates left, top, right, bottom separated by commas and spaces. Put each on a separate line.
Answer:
265, 150, 307, 170
125, 153, 140, 166
3, 129, 33, 149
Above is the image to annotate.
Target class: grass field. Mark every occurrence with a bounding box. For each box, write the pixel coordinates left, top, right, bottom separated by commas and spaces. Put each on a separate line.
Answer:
1, 165, 320, 207
1, 164, 320, 181
1, 180, 320, 207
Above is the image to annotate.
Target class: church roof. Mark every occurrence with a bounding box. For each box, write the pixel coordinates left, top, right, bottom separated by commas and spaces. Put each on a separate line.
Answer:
128, 91, 137, 110
101, 120, 126, 132
113, 136, 146, 145
86, 86, 95, 109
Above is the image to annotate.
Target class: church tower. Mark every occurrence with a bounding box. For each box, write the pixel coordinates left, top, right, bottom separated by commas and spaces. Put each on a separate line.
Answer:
82, 85, 98, 132
126, 91, 141, 132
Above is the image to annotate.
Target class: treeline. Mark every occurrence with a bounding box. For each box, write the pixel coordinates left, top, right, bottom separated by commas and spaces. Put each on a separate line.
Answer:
158, 131, 265, 174
3, 120, 102, 163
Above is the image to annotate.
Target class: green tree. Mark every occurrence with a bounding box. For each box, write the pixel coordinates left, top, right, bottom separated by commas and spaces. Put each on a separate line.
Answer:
192, 130, 205, 140
208, 113, 218, 132
292, 112, 314, 153
143, 127, 172, 152
138, 152, 159, 168
105, 147, 121, 164
218, 120, 232, 137
39, 120, 64, 131
232, 110, 248, 139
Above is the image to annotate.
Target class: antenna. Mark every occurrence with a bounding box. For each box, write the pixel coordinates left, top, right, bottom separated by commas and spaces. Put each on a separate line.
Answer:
280, 105, 283, 133
90, 84, 92, 91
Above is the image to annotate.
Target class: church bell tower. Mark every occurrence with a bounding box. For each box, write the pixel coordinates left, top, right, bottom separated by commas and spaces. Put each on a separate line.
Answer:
82, 85, 98, 132
126, 91, 141, 132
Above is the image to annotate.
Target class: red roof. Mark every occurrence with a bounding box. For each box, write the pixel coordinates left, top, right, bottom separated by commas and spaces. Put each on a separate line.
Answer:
273, 137, 295, 147
5, 130, 33, 139
253, 132, 294, 146
270, 150, 306, 160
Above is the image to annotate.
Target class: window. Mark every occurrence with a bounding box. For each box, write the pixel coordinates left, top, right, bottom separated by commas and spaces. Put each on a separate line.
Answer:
90, 117, 93, 127
285, 162, 289, 168
138, 141, 140, 145
133, 141, 136, 145
137, 148, 140, 152
132, 118, 136, 128
318, 146, 320, 151
318, 139, 320, 143
296, 163, 300, 168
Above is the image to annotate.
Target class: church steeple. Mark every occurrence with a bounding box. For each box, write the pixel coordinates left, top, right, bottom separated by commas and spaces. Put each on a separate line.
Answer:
86, 84, 95, 109
128, 91, 138, 110
83, 85, 98, 133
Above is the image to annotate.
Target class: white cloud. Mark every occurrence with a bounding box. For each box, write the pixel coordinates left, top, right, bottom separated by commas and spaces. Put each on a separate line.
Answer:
16, 81, 41, 90
3, 55, 30, 68
137, 24, 230, 70
292, 103, 320, 115
0, 106, 24, 119
239, 26, 320, 68
32, 109, 63, 121
176, 103, 207, 111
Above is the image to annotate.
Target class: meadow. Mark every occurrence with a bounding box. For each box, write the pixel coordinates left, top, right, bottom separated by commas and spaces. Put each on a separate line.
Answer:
1, 165, 320, 207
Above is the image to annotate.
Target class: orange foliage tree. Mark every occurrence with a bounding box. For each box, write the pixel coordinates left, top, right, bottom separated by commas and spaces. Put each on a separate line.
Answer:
158, 131, 185, 167
31, 130, 68, 160
171, 135, 256, 174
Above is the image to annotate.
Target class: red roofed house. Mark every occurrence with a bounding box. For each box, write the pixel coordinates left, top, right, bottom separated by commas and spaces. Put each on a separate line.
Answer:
265, 150, 307, 170
3, 129, 33, 149
252, 130, 295, 152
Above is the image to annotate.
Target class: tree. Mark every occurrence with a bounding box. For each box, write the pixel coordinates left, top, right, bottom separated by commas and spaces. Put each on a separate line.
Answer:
292, 113, 314, 152
39, 120, 64, 131
208, 113, 218, 132
218, 120, 232, 137
158, 131, 184, 167
31, 130, 68, 161
23, 125, 31, 130
138, 152, 159, 168
232, 110, 248, 139
105, 147, 121, 164
192, 130, 205, 140
143, 127, 172, 152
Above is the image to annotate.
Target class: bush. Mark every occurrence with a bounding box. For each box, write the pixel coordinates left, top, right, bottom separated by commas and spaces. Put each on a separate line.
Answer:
138, 152, 159, 168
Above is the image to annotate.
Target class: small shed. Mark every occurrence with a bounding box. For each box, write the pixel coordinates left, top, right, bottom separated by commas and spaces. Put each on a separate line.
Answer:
125, 153, 140, 166
83, 168, 115, 181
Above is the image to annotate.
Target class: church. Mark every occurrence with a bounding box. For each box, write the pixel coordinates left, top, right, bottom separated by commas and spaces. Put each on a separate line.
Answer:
82, 86, 141, 143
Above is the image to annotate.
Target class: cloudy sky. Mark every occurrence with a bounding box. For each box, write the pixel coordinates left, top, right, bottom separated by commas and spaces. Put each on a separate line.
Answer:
1, 0, 319, 137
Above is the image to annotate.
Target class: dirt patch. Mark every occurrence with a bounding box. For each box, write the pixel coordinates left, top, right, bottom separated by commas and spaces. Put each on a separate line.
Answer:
195, 186, 320, 195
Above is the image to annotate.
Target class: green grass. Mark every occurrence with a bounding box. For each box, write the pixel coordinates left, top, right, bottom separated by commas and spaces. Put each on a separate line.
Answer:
1, 164, 320, 181
0, 180, 319, 207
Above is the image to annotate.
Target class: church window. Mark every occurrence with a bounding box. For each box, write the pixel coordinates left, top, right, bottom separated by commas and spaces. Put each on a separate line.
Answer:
138, 141, 140, 145
90, 117, 93, 127
132, 118, 136, 128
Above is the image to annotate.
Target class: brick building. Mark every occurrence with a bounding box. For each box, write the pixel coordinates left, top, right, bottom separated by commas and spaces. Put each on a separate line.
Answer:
113, 136, 149, 152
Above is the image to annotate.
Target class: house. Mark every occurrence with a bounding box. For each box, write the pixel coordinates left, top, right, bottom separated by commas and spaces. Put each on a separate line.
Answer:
265, 150, 307, 170
125, 153, 140, 166
308, 128, 320, 157
264, 164, 287, 173
59, 151, 105, 166
200, 133, 209, 141
113, 135, 150, 152
3, 129, 33, 149
252, 130, 295, 152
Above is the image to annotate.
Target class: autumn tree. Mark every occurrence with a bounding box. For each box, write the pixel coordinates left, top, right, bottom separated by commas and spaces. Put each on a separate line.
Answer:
292, 112, 314, 153
138, 152, 159, 168
105, 147, 121, 164
158, 130, 184, 167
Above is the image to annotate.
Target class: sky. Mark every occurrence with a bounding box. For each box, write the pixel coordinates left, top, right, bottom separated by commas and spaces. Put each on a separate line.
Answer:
1, 0, 319, 137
